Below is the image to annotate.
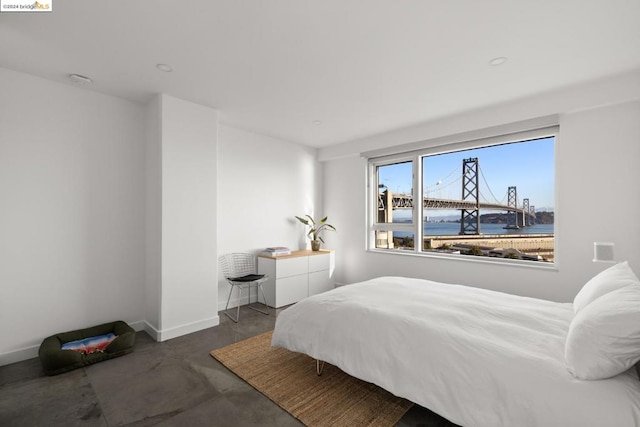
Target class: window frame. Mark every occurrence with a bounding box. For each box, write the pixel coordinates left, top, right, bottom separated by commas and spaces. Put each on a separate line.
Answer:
368, 154, 421, 251
365, 124, 558, 268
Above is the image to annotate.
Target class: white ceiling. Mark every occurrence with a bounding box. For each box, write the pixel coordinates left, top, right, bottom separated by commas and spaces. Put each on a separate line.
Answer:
1, 1, 639, 148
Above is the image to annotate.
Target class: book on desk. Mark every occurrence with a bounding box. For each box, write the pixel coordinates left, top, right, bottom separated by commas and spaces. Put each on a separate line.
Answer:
261, 246, 291, 256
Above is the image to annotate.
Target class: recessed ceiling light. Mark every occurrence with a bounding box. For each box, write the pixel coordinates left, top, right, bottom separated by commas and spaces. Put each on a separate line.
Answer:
68, 74, 93, 85
488, 57, 508, 66
313, 120, 322, 125
156, 63, 173, 72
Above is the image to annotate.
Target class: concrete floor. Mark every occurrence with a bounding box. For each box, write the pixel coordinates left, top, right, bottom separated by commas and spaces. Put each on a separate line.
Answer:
0, 306, 457, 426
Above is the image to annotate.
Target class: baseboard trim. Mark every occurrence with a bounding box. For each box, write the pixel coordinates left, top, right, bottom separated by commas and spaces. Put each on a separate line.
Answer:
156, 316, 220, 342
128, 320, 147, 332
0, 345, 39, 367
142, 321, 161, 341
0, 317, 221, 366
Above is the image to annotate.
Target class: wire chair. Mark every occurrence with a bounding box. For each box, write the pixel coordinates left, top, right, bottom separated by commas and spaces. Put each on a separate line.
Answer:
218, 253, 270, 323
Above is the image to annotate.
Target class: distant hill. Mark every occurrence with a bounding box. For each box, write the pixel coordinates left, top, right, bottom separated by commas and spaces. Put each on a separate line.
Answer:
428, 211, 554, 224
480, 211, 554, 224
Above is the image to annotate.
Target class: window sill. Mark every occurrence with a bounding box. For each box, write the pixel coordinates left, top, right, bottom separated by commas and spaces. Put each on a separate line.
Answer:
366, 248, 559, 271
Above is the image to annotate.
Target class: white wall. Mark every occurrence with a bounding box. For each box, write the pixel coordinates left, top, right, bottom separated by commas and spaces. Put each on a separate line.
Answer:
216, 124, 323, 310
145, 96, 162, 333
321, 72, 640, 303
0, 68, 146, 364
156, 95, 219, 340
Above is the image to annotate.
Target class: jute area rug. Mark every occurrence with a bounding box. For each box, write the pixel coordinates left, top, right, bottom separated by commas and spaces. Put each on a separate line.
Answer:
210, 331, 413, 427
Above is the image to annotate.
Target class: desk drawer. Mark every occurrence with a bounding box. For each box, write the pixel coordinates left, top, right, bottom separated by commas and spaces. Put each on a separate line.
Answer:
275, 275, 308, 307
308, 253, 329, 272
276, 256, 308, 278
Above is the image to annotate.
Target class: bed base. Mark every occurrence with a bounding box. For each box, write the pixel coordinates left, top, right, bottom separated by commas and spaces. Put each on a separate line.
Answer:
316, 359, 325, 376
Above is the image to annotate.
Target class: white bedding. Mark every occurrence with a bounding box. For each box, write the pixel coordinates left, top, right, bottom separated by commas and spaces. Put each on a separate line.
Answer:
271, 276, 640, 427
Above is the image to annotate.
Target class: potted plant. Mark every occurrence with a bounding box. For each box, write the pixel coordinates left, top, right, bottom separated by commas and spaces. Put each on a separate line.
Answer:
295, 215, 336, 251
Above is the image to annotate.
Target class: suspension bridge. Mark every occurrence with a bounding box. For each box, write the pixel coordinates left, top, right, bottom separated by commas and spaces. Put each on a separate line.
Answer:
378, 157, 537, 235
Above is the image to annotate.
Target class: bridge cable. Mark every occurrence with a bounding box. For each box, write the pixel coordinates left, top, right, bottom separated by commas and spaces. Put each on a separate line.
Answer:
478, 165, 503, 204
424, 164, 462, 192
424, 174, 463, 198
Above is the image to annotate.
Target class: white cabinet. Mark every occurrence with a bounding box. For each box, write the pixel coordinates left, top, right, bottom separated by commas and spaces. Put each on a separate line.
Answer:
308, 253, 333, 296
258, 250, 334, 308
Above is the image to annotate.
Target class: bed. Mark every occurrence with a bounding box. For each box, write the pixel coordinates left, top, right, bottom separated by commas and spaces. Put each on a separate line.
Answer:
271, 272, 640, 426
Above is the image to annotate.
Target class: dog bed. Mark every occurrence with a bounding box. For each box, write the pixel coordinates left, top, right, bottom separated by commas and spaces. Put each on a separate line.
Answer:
38, 320, 136, 376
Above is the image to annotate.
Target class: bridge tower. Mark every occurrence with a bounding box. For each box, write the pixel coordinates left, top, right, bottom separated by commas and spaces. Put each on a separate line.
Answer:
529, 205, 536, 225
505, 186, 519, 229
522, 198, 529, 227
376, 187, 394, 248
459, 158, 480, 235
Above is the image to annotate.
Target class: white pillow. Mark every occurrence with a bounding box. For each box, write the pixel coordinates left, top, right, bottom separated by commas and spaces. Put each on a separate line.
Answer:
565, 283, 640, 380
573, 261, 639, 314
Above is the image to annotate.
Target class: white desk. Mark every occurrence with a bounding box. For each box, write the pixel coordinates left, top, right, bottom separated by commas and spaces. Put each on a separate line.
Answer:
258, 250, 334, 308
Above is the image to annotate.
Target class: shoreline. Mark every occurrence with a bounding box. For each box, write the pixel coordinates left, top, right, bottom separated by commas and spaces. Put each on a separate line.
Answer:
424, 233, 554, 262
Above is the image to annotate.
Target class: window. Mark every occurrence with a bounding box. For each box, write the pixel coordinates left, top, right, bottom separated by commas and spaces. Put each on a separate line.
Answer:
374, 161, 415, 250
367, 126, 556, 265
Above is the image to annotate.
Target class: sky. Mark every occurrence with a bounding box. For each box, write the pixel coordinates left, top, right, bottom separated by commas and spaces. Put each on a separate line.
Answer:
378, 137, 555, 214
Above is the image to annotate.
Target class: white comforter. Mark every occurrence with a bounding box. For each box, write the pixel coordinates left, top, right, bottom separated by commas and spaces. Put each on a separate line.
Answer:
271, 276, 640, 427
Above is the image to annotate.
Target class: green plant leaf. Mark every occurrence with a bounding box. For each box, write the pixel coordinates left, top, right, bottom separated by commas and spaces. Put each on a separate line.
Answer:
296, 214, 335, 241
